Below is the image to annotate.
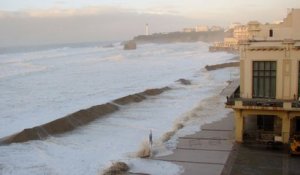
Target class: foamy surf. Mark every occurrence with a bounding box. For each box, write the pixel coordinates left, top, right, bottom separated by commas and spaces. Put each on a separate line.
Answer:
0, 42, 238, 175
0, 87, 170, 144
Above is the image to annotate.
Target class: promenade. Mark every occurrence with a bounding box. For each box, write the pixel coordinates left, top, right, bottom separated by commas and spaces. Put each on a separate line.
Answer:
150, 79, 238, 175
154, 114, 234, 175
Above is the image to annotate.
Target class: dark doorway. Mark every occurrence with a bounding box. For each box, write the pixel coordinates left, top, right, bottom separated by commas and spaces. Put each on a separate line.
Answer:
257, 115, 274, 131
296, 118, 300, 132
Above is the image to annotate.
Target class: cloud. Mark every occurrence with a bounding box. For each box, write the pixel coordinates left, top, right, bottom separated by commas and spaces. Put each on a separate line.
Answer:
0, 6, 201, 47
0, 6, 134, 18
0, 4, 193, 19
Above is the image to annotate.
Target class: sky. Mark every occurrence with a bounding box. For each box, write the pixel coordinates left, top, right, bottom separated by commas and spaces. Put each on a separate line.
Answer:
0, 0, 299, 47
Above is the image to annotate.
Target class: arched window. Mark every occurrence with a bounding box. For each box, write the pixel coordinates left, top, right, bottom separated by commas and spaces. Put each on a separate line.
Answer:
269, 29, 273, 37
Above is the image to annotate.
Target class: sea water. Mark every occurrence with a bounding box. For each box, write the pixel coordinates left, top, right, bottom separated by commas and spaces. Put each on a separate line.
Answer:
0, 42, 238, 175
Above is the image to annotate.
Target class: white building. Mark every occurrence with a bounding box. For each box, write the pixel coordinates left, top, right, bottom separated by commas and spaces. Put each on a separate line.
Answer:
195, 25, 209, 32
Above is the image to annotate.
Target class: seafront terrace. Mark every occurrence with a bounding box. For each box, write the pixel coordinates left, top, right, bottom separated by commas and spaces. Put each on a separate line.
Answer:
226, 86, 300, 111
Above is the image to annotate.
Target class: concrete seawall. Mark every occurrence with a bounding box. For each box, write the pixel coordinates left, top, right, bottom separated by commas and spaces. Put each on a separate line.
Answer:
205, 62, 240, 71
0, 87, 170, 145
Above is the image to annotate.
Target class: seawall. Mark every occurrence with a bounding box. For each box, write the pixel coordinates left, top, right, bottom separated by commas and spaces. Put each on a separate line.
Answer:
205, 62, 240, 71
0, 87, 170, 145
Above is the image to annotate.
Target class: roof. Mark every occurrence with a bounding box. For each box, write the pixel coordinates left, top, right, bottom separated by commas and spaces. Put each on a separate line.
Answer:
221, 79, 240, 97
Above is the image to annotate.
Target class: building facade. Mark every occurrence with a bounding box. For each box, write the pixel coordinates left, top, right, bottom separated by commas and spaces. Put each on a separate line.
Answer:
226, 9, 300, 144
233, 25, 249, 41
183, 28, 195, 33
195, 25, 209, 32
210, 24, 249, 53
210, 26, 224, 32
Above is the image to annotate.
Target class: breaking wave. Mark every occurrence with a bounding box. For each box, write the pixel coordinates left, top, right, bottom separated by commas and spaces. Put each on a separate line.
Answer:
0, 87, 170, 145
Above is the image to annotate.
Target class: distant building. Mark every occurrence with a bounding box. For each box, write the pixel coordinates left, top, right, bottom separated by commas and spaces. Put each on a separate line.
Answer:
224, 37, 238, 47
195, 25, 209, 32
226, 9, 300, 144
183, 25, 222, 33
183, 27, 196, 33
229, 22, 242, 30
210, 26, 224, 32
233, 25, 249, 42
210, 24, 248, 52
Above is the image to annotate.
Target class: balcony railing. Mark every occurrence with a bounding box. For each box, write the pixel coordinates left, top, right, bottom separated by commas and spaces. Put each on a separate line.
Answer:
242, 99, 284, 108
226, 86, 283, 108
292, 101, 300, 108
226, 86, 300, 109
226, 97, 284, 108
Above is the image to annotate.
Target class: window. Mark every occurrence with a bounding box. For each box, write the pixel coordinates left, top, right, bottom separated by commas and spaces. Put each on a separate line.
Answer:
253, 61, 276, 98
269, 29, 273, 37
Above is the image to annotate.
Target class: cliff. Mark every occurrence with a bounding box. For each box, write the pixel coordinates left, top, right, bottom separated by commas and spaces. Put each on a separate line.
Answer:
133, 31, 224, 44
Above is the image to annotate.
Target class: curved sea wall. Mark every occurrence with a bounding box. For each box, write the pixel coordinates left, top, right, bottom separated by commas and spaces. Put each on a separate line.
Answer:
1, 87, 170, 145
205, 61, 239, 71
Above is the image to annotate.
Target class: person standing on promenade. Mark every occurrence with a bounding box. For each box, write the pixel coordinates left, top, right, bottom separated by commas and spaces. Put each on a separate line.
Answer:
149, 130, 153, 156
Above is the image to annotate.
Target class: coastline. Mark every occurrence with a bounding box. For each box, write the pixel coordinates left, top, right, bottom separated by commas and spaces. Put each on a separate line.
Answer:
148, 81, 236, 175
97, 65, 240, 174
152, 112, 234, 175
0, 55, 239, 175
1, 59, 239, 145
0, 87, 171, 145
111, 77, 238, 175
133, 31, 224, 44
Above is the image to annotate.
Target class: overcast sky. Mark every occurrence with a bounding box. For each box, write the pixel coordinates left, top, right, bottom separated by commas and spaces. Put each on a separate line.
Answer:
0, 0, 299, 47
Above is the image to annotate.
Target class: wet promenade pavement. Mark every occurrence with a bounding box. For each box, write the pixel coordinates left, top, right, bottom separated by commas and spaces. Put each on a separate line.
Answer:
224, 143, 300, 175
154, 115, 234, 175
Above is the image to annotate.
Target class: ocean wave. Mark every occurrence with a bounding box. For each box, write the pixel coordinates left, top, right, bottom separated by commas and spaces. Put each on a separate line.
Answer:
0, 62, 48, 79
0, 87, 170, 145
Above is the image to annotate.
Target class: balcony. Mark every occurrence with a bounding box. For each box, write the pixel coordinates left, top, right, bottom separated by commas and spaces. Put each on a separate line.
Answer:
292, 101, 300, 108
226, 97, 284, 108
242, 99, 283, 108
225, 86, 300, 110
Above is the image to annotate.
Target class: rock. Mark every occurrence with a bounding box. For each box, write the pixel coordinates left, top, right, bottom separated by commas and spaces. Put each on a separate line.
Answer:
102, 162, 129, 175
176, 79, 192, 85
123, 40, 137, 50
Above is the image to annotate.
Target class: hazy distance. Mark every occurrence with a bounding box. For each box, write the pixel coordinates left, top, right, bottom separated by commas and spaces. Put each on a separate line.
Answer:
0, 0, 299, 47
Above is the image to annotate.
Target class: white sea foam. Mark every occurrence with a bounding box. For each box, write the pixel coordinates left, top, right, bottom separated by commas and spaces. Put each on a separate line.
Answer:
0, 42, 238, 175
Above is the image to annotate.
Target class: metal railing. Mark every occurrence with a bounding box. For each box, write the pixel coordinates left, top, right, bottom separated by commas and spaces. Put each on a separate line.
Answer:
224, 86, 300, 109
242, 99, 283, 108
292, 101, 300, 108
